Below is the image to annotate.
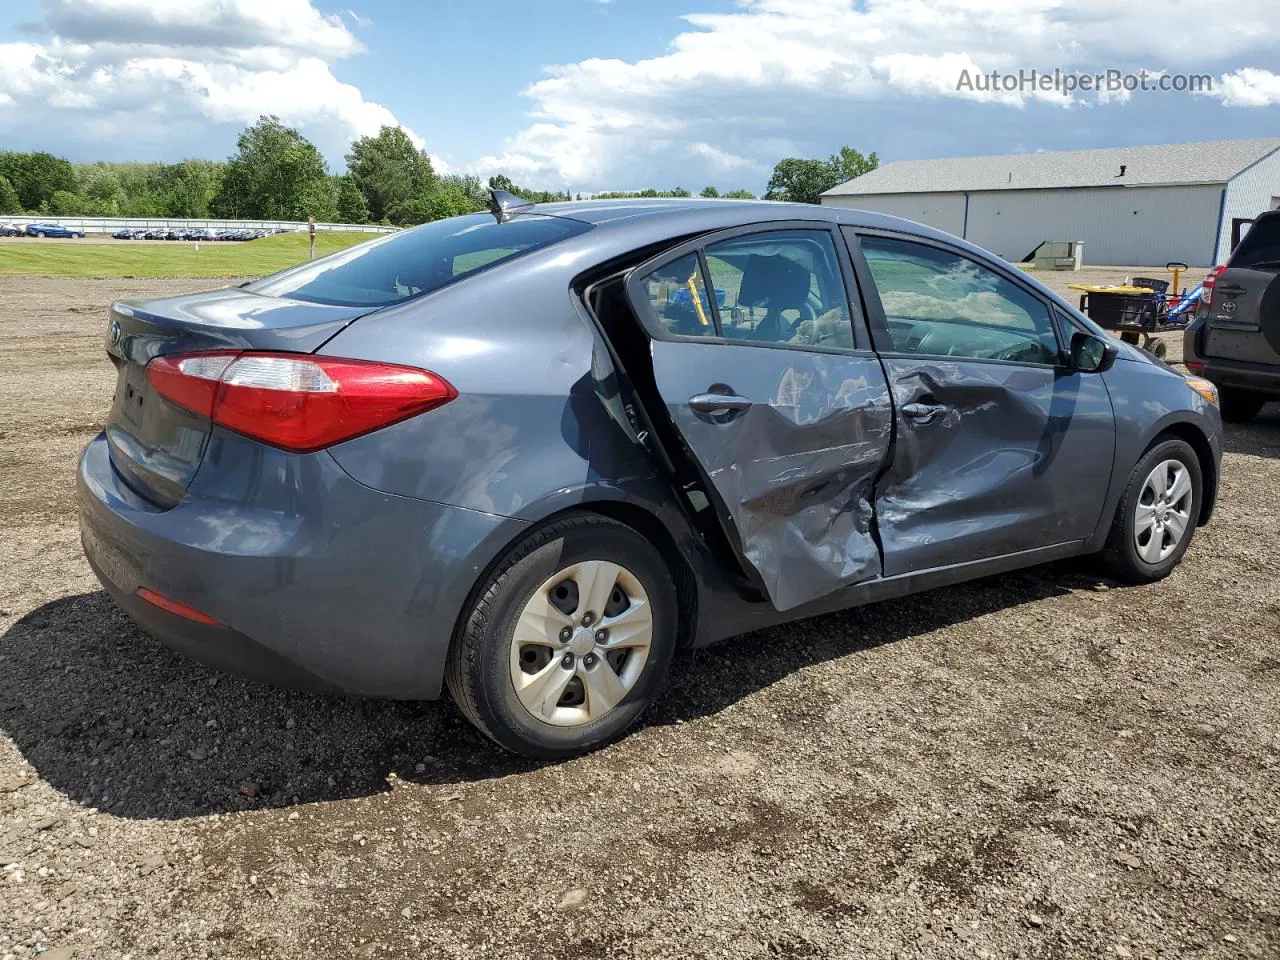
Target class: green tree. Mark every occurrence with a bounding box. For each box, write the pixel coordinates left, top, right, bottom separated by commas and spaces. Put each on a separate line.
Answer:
48, 190, 90, 215
335, 174, 369, 223
0, 152, 77, 210
0, 175, 20, 214
700, 185, 720, 198
346, 126, 434, 223
764, 157, 839, 204
827, 145, 878, 185
212, 116, 335, 220
724, 189, 756, 199
153, 159, 222, 217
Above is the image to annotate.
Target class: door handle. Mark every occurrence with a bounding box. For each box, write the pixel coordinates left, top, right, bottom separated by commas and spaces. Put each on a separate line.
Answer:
901, 401, 948, 424
689, 393, 753, 414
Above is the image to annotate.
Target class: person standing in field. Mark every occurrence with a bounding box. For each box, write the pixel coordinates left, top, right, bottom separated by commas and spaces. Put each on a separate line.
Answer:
308, 216, 317, 260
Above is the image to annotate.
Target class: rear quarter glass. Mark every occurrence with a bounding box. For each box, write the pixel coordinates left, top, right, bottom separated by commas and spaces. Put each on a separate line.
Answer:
246, 213, 592, 308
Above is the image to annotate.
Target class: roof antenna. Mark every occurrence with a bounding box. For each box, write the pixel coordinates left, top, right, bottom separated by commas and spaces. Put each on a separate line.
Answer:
489, 189, 535, 223
1118, 164, 1127, 177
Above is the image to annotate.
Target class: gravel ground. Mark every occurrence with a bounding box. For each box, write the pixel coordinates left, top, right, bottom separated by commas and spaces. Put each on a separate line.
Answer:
2, 273, 1277, 960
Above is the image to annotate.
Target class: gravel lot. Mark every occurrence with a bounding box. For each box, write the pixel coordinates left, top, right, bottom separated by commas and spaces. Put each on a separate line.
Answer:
2, 272, 1278, 960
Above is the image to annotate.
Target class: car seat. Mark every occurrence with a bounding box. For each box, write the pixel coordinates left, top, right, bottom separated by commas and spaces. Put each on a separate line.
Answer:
736, 254, 814, 341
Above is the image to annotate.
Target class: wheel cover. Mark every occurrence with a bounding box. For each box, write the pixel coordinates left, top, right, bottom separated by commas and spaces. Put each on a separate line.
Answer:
1134, 458, 1194, 564
509, 560, 653, 727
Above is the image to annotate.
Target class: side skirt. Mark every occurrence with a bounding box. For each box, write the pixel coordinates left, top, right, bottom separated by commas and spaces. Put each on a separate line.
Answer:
696, 540, 1091, 646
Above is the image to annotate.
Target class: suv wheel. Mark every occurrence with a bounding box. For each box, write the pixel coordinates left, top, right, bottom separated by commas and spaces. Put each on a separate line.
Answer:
1099, 438, 1202, 584
447, 514, 677, 759
1218, 386, 1265, 423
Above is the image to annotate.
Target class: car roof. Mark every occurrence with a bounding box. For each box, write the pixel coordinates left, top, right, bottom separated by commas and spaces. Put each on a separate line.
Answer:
532, 197, 969, 247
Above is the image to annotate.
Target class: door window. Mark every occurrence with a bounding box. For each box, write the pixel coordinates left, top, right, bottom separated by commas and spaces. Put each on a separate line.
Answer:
638, 252, 717, 338
704, 230, 854, 348
859, 235, 1060, 365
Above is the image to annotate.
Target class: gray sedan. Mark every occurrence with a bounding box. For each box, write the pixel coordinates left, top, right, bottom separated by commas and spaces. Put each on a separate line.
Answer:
78, 196, 1223, 757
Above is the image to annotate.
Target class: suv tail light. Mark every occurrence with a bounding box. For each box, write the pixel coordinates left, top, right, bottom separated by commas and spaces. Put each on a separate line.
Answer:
148, 351, 456, 452
1201, 264, 1226, 303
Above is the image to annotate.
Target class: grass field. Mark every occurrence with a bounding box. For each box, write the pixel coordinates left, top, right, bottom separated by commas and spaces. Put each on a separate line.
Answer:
0, 231, 379, 278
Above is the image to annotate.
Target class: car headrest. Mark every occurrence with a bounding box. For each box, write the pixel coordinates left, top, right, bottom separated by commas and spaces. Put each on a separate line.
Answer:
737, 254, 810, 313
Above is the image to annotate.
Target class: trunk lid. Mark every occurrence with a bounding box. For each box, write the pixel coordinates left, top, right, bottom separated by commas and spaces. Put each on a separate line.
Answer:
1203, 211, 1280, 365
103, 287, 373, 507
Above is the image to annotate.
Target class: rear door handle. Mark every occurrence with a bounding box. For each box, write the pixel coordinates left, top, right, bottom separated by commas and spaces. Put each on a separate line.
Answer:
901, 401, 948, 424
689, 393, 753, 414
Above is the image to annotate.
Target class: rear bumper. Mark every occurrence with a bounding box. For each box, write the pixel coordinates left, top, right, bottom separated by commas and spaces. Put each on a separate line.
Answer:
78, 430, 526, 699
1197, 355, 1280, 396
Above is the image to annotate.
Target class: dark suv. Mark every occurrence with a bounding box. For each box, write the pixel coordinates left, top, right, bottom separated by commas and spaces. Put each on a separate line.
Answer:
1185, 210, 1280, 421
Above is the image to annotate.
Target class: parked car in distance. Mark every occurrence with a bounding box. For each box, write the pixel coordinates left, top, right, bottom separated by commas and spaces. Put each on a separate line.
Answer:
1184, 209, 1280, 422
0, 223, 22, 237
78, 197, 1223, 759
26, 223, 84, 238
113, 228, 134, 239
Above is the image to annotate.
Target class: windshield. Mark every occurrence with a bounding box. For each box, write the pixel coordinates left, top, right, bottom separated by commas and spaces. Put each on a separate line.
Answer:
247, 213, 592, 307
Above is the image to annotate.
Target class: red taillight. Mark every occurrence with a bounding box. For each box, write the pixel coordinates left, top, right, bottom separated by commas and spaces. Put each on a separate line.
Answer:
1186, 360, 1206, 373
147, 351, 456, 452
1201, 264, 1226, 303
136, 587, 220, 625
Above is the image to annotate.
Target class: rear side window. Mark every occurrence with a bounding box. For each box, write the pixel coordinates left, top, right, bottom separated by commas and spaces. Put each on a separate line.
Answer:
247, 213, 591, 307
638, 253, 718, 338
1229, 214, 1280, 270
704, 230, 853, 348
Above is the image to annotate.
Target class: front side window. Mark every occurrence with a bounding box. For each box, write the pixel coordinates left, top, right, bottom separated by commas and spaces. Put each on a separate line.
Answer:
248, 213, 592, 308
859, 235, 1060, 365
704, 230, 854, 348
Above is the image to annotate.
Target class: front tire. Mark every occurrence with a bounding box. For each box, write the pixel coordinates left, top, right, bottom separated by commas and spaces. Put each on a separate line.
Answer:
1099, 438, 1202, 584
446, 514, 678, 759
1218, 386, 1265, 423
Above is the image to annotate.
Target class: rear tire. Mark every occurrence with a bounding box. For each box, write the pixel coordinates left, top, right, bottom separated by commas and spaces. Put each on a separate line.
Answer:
446, 514, 678, 759
1099, 438, 1202, 584
1218, 386, 1265, 423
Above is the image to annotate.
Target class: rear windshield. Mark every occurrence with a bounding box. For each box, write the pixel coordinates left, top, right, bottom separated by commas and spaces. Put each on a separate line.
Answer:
247, 213, 592, 307
1230, 213, 1280, 270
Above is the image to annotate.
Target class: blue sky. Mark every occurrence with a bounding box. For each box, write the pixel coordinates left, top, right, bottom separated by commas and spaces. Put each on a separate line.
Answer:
1, 0, 1278, 194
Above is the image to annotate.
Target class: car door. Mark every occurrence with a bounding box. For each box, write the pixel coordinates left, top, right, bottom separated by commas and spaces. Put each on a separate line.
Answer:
845, 229, 1116, 577
624, 223, 894, 612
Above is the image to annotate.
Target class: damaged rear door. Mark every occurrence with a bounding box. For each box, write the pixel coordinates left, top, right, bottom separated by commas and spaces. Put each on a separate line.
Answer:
624, 224, 894, 611
846, 229, 1115, 576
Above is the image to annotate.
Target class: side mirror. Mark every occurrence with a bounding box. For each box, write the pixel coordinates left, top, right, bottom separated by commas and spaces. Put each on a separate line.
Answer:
1070, 330, 1118, 373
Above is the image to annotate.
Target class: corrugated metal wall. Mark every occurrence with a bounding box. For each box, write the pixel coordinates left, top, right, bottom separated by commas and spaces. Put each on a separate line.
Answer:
823, 192, 966, 236
964, 185, 1221, 266
1218, 149, 1280, 262
826, 184, 1222, 266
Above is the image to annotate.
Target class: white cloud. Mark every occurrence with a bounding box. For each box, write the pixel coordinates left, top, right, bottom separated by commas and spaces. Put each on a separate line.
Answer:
1209, 68, 1280, 107
459, 0, 1280, 190
0, 0, 417, 162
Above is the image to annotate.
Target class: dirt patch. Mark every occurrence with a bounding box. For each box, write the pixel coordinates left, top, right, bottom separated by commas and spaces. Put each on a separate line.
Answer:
1, 274, 1278, 959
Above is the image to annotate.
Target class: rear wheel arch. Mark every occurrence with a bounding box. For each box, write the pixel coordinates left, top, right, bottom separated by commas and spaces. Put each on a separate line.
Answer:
449, 500, 699, 661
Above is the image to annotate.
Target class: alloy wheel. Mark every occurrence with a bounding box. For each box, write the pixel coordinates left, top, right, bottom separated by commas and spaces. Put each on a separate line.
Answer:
509, 560, 653, 726
1134, 458, 1194, 564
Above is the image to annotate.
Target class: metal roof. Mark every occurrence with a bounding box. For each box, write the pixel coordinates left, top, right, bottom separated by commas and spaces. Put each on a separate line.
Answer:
822, 138, 1280, 196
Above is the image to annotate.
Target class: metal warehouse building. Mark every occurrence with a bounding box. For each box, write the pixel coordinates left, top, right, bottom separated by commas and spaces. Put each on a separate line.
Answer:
821, 138, 1280, 267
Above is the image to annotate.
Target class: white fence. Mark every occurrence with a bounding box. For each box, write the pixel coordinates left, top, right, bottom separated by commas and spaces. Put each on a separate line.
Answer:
0, 216, 397, 235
